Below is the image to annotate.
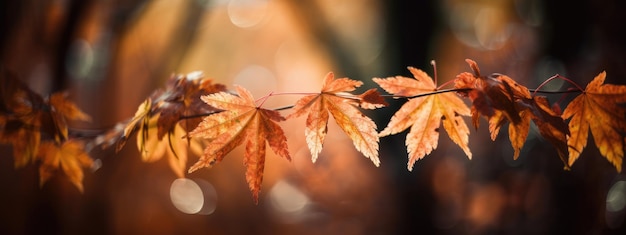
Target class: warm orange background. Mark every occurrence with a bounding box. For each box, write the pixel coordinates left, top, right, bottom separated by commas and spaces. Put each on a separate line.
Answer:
1, 0, 625, 234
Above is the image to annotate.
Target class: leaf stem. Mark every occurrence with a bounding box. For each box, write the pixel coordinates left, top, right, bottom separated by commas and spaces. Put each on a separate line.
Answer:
437, 80, 457, 90
431, 60, 438, 86
532, 74, 585, 96
527, 88, 582, 94
256, 91, 273, 107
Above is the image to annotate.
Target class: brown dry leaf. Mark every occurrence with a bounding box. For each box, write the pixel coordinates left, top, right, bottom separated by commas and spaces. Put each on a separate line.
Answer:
454, 59, 531, 128
188, 85, 291, 203
562, 71, 626, 172
287, 72, 381, 166
358, 88, 388, 109
374, 67, 471, 171
38, 140, 93, 192
155, 73, 225, 139
523, 96, 570, 169
455, 59, 535, 160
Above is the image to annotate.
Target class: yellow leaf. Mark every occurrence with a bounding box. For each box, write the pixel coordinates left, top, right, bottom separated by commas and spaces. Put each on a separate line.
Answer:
137, 113, 201, 178
562, 71, 626, 172
116, 98, 152, 152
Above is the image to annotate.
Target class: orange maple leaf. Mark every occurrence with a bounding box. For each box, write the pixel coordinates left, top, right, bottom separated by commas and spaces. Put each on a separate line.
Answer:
188, 85, 291, 203
48, 92, 92, 141
38, 140, 93, 192
287, 72, 382, 166
487, 108, 531, 159
374, 67, 471, 170
562, 71, 626, 172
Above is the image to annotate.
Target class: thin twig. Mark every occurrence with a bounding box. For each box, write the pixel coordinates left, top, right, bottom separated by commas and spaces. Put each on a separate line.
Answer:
528, 89, 582, 94
381, 88, 473, 99
179, 111, 224, 120
273, 105, 295, 111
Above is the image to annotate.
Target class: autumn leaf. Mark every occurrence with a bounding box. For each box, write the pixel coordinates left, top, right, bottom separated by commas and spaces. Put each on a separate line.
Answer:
188, 85, 291, 203
522, 96, 570, 169
455, 59, 532, 128
100, 72, 227, 178
155, 72, 225, 139
116, 98, 152, 152
373, 67, 471, 170
358, 88, 389, 109
113, 98, 202, 177
287, 72, 382, 166
0, 117, 42, 167
562, 71, 626, 172
487, 109, 531, 159
38, 140, 93, 192
0, 75, 91, 181
48, 92, 92, 141
112, 72, 225, 152
0, 70, 45, 116
0, 72, 45, 167
453, 59, 569, 164
455, 59, 537, 160
137, 113, 202, 178
48, 92, 92, 122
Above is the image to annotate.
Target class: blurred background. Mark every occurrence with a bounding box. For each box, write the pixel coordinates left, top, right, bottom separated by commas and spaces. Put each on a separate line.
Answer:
1, 0, 626, 234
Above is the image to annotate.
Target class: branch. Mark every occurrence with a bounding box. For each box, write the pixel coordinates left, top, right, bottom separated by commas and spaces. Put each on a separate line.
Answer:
178, 111, 224, 120
382, 88, 473, 99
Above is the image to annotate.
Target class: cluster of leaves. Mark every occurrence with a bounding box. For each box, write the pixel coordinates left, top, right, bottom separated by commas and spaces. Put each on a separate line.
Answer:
0, 71, 92, 192
185, 73, 387, 203
1, 59, 625, 204
452, 59, 625, 173
110, 72, 226, 178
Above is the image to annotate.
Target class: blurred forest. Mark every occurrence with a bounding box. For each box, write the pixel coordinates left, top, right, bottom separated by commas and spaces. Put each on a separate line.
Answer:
1, 0, 626, 234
